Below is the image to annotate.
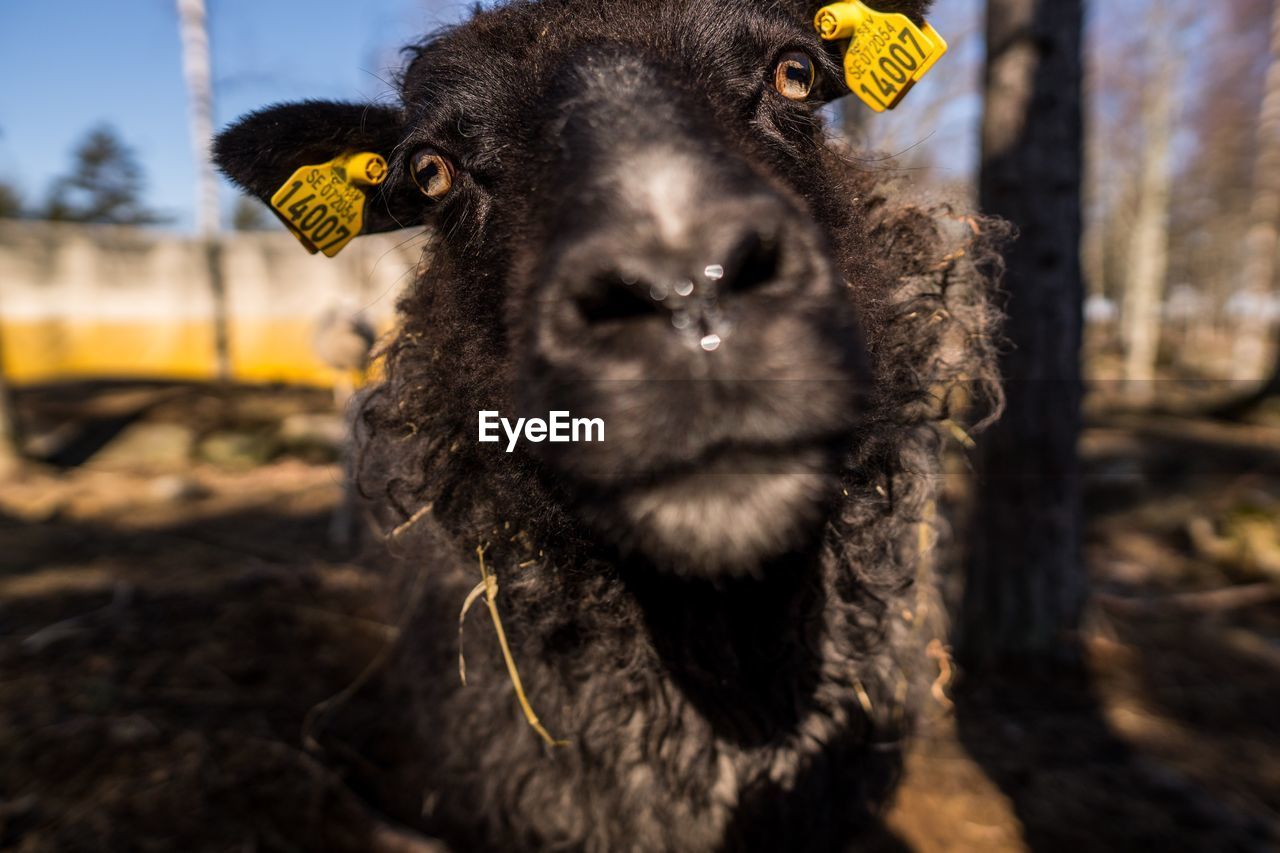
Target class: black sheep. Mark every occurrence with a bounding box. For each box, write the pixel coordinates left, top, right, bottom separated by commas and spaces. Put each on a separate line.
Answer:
215, 0, 1005, 848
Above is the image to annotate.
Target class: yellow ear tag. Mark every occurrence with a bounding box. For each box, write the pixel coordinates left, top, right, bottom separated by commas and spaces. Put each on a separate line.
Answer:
814, 1, 948, 113
269, 151, 388, 257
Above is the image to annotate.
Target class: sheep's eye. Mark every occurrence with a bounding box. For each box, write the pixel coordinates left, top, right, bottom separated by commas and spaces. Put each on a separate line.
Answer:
410, 149, 454, 199
773, 51, 815, 101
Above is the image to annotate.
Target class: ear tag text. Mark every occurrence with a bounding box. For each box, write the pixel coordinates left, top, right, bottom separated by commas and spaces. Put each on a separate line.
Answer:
814, 1, 948, 113
269, 151, 387, 257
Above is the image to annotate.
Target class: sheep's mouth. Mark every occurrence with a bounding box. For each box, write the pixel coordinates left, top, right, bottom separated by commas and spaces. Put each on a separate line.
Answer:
604, 432, 848, 488
575, 439, 845, 576
521, 375, 864, 486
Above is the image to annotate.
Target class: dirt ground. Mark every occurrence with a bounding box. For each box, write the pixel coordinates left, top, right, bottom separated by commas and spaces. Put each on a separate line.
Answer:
1, 384, 1277, 851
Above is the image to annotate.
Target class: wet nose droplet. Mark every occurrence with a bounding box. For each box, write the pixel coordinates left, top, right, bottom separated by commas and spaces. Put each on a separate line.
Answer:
700, 333, 722, 352
704, 264, 725, 281
674, 279, 694, 297
649, 282, 669, 301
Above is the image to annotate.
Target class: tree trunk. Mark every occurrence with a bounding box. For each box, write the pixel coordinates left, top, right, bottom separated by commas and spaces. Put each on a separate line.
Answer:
840, 97, 870, 150
0, 325, 23, 474
1226, 0, 1280, 395
1121, 23, 1177, 403
177, 0, 231, 380
962, 0, 1086, 669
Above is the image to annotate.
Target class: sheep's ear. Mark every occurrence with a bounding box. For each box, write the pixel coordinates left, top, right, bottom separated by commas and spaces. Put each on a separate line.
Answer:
214, 100, 421, 234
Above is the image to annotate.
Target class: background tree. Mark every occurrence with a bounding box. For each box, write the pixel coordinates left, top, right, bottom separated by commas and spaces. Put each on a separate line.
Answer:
0, 126, 22, 219
0, 180, 22, 219
962, 0, 1086, 668
1121, 7, 1180, 402
0, 122, 23, 468
177, 0, 231, 380
43, 125, 165, 225
1215, 0, 1280, 413
231, 196, 274, 231
839, 98, 870, 151
0, 376, 18, 474
0, 325, 20, 474
1233, 0, 1280, 374
1173, 1, 1273, 366
1079, 0, 1277, 390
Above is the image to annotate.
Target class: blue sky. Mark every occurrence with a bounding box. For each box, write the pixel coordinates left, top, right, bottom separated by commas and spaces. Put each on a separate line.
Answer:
0, 0, 988, 231
0, 0, 469, 230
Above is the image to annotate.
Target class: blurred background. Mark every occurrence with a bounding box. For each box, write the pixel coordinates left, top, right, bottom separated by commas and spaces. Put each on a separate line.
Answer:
1, 1, 1278, 850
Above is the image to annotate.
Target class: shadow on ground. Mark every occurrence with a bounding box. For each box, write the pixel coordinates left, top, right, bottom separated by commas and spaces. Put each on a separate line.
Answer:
939, 410, 1280, 852
1, 387, 1278, 850
0, 466, 407, 851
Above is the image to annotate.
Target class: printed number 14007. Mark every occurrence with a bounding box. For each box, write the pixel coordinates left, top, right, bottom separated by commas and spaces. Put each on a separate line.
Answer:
272, 178, 354, 255
845, 20, 946, 112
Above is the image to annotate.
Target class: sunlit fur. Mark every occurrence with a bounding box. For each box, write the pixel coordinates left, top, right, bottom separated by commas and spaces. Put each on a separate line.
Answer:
214, 0, 1005, 849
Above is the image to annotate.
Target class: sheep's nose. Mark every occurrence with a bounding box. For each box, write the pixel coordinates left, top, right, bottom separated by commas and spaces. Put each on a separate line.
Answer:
548, 197, 813, 352
568, 226, 783, 328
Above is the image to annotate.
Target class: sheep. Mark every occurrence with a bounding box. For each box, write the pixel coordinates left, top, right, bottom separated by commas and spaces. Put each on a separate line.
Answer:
214, 0, 1004, 849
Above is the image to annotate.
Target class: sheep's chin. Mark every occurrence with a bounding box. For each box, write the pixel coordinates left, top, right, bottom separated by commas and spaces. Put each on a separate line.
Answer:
614, 450, 836, 577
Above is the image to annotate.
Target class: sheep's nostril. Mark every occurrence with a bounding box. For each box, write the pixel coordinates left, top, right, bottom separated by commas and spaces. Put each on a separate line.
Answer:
723, 232, 782, 296
573, 274, 661, 325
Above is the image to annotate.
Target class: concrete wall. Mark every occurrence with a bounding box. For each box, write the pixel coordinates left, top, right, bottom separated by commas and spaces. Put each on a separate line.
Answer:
0, 221, 424, 386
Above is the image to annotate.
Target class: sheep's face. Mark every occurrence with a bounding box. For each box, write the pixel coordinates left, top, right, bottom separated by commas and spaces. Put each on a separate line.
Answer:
215, 0, 935, 577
